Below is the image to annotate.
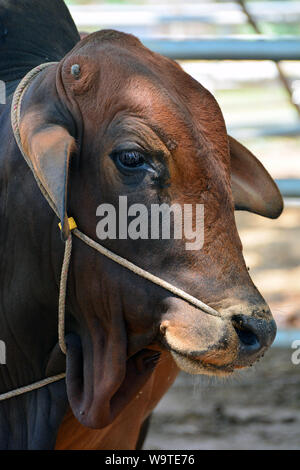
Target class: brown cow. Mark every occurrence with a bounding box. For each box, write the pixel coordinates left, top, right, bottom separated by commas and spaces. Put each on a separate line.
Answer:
0, 2, 282, 450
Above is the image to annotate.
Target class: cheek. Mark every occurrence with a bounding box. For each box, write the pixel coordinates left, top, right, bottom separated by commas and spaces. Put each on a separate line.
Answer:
123, 281, 159, 328
120, 284, 162, 357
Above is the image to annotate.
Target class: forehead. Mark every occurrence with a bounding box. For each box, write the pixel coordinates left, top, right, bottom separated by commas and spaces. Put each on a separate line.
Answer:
121, 74, 230, 180
124, 75, 226, 151
63, 31, 230, 167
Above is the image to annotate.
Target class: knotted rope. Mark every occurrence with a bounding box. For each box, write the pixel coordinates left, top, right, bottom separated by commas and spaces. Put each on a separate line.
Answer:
0, 62, 220, 402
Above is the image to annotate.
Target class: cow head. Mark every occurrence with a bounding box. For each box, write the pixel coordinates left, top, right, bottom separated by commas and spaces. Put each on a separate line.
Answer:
19, 31, 283, 428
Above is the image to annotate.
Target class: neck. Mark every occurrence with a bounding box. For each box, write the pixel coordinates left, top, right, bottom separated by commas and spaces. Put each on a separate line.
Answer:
0, 103, 68, 448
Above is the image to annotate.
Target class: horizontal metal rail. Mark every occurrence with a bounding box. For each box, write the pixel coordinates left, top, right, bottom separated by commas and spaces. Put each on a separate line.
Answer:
229, 123, 300, 140
141, 38, 300, 61
276, 179, 300, 198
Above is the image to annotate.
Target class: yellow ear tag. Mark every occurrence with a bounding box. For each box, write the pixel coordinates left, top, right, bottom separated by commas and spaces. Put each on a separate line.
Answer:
58, 217, 77, 232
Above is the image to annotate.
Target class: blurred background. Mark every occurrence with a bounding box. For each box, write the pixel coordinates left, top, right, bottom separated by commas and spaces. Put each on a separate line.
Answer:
66, 0, 300, 450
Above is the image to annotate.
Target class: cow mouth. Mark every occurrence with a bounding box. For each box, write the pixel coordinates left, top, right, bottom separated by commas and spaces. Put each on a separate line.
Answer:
65, 334, 159, 429
169, 348, 236, 376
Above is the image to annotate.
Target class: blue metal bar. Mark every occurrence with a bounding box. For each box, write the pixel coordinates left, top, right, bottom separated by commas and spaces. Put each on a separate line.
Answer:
276, 179, 300, 198
229, 123, 300, 139
141, 38, 300, 61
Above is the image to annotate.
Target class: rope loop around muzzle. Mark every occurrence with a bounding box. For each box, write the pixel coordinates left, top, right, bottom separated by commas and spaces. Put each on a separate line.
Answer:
0, 62, 220, 402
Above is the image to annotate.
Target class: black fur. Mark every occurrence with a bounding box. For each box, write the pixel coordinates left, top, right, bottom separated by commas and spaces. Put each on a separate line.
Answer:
0, 0, 80, 97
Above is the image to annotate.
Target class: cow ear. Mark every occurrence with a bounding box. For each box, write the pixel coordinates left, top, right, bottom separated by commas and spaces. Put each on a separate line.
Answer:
20, 121, 76, 241
229, 135, 283, 219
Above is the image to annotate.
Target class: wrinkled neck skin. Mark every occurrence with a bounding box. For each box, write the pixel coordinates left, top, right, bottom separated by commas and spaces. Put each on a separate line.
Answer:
0, 103, 68, 449
0, 99, 165, 448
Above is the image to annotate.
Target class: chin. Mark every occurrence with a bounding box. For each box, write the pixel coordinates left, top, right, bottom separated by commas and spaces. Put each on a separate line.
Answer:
170, 350, 239, 377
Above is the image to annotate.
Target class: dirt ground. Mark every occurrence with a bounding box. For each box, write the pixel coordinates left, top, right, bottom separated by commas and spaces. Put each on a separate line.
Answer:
145, 347, 300, 450
236, 207, 300, 329
145, 206, 300, 450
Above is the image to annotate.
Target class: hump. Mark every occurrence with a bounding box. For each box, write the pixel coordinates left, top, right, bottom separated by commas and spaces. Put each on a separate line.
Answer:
0, 0, 80, 98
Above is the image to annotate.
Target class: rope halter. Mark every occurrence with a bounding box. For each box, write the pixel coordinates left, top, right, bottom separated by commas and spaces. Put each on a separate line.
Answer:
0, 62, 220, 402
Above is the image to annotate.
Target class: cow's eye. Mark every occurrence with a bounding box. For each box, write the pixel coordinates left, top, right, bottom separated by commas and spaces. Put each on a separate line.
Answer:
114, 150, 146, 170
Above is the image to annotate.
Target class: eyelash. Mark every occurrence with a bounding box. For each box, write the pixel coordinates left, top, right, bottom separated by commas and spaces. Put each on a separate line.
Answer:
117, 150, 145, 168
111, 149, 149, 173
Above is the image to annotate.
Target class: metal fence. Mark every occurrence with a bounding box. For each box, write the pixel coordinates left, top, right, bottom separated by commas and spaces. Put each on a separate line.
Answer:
141, 37, 300, 61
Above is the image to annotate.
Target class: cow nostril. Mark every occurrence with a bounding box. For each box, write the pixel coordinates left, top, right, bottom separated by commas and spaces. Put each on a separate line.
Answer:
231, 313, 277, 367
232, 316, 260, 351
234, 325, 259, 348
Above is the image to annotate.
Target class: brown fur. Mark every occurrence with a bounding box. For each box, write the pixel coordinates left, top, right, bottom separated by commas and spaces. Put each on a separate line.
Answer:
12, 29, 282, 447
55, 352, 178, 449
